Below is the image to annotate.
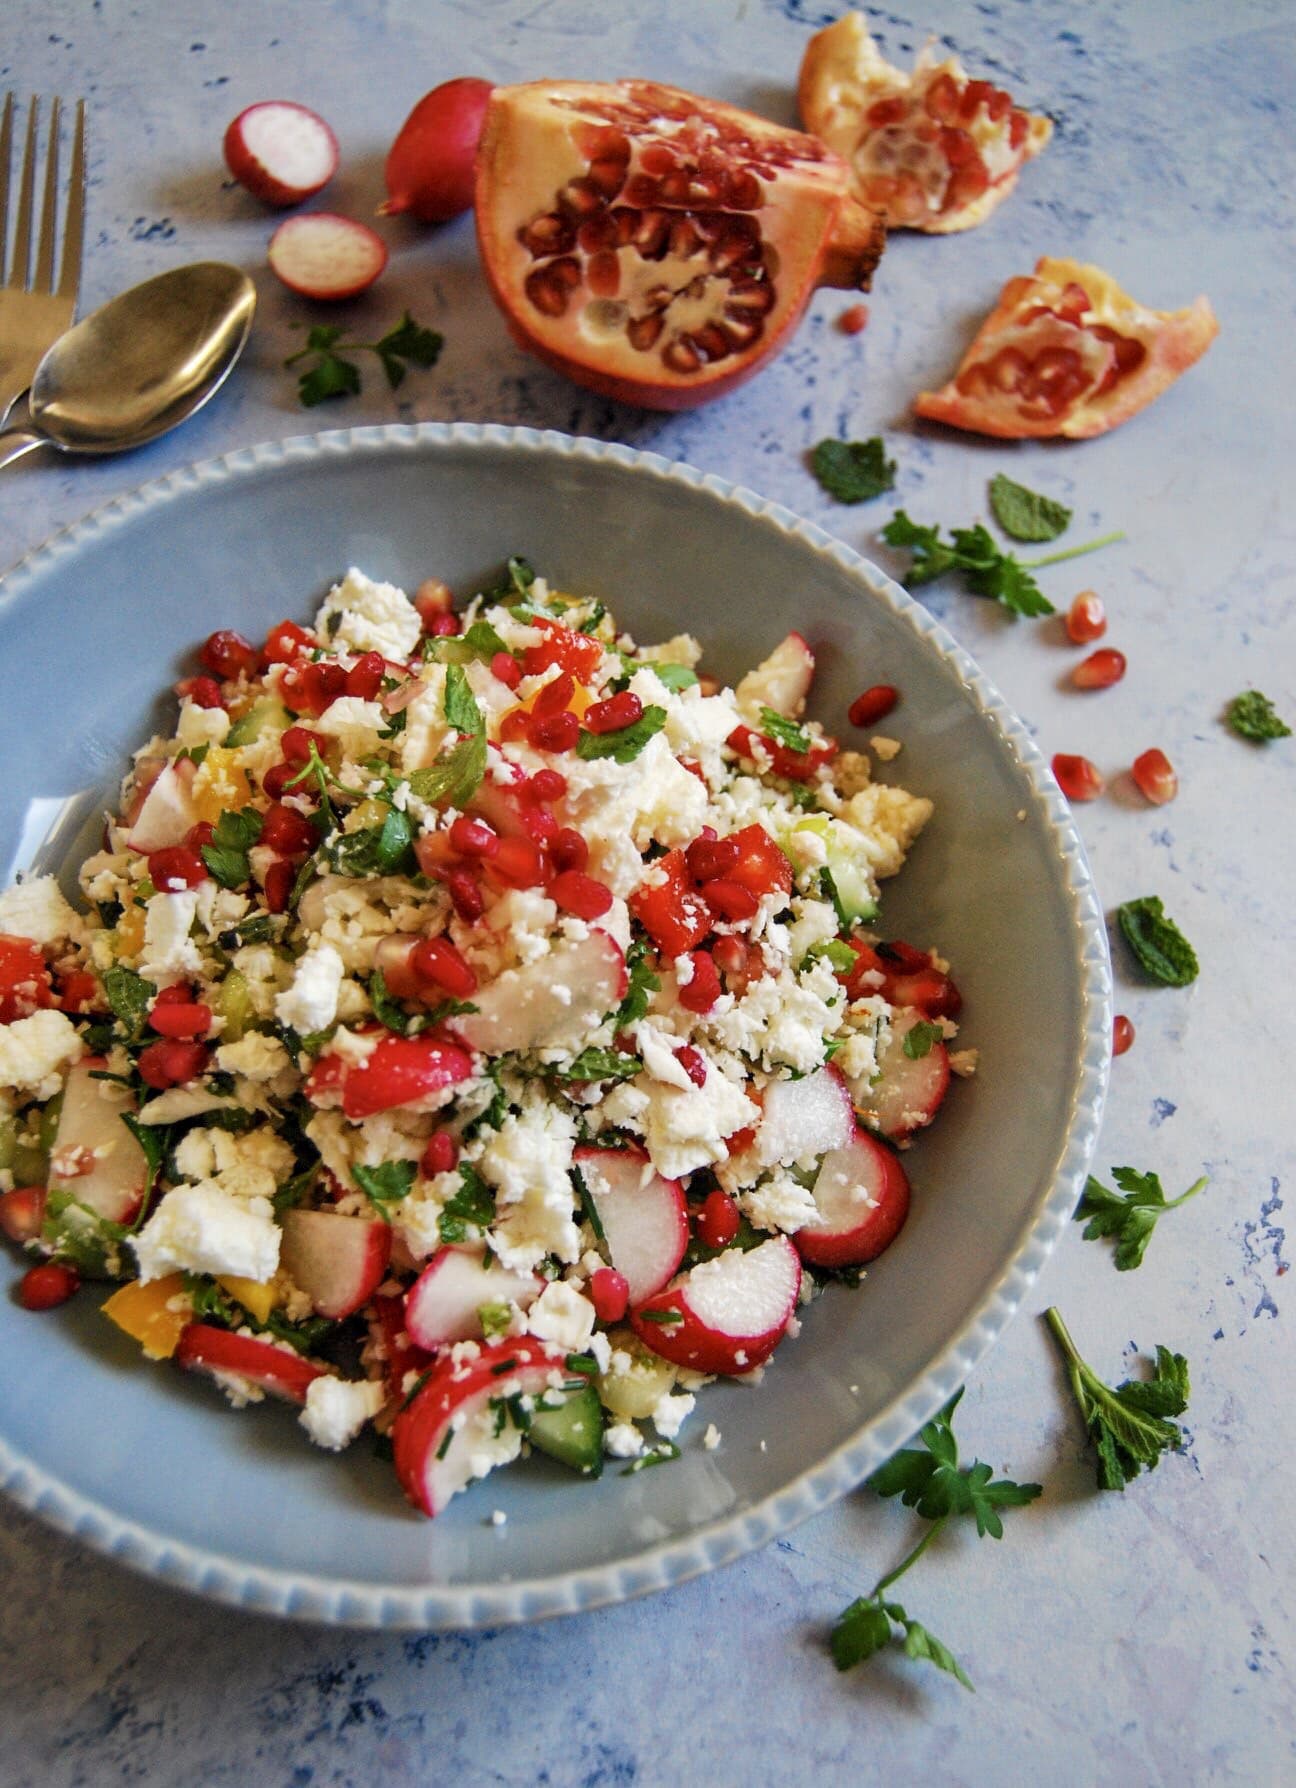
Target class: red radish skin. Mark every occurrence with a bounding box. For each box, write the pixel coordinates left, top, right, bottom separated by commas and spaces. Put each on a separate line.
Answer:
268, 213, 388, 301
175, 1324, 327, 1404
380, 79, 495, 223
279, 1208, 391, 1319
859, 1007, 950, 1141
404, 1247, 541, 1349
223, 102, 339, 207
795, 1123, 911, 1269
573, 1146, 689, 1305
630, 1235, 802, 1376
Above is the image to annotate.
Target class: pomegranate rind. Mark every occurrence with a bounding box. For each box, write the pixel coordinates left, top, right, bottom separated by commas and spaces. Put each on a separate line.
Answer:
914, 256, 1219, 439
798, 11, 1052, 234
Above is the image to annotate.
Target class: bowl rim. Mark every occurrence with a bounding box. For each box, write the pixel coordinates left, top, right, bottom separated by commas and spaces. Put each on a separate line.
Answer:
0, 421, 1111, 1628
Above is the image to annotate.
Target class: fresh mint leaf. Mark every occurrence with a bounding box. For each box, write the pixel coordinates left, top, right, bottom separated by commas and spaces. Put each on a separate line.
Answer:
558, 1048, 643, 1084
1227, 689, 1291, 742
902, 1020, 945, 1061
444, 663, 485, 738
102, 964, 153, 1041
647, 662, 698, 692
201, 807, 264, 890
576, 704, 667, 764
438, 1162, 496, 1243
407, 733, 487, 809
1117, 896, 1199, 986
368, 968, 415, 1036
811, 437, 897, 505
616, 939, 661, 1028
352, 1158, 417, 1221
760, 707, 812, 755
988, 474, 1072, 542
1045, 1308, 1189, 1491
1077, 1166, 1207, 1271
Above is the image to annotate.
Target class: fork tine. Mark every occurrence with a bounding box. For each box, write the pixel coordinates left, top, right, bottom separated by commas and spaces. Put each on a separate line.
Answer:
34, 94, 61, 291
57, 99, 86, 302
0, 94, 13, 282
8, 96, 38, 290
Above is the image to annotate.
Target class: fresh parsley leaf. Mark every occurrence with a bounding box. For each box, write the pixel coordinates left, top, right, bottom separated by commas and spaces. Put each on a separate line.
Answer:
806, 938, 858, 974
201, 807, 264, 890
576, 704, 667, 765
883, 509, 1123, 620
1227, 689, 1291, 742
272, 1162, 320, 1218
1077, 1166, 1207, 1271
328, 809, 414, 879
647, 662, 698, 692
868, 1390, 1041, 1539
811, 437, 897, 505
902, 1020, 945, 1061
831, 1596, 972, 1690
351, 1158, 417, 1221
368, 968, 415, 1036
458, 620, 511, 661
285, 311, 442, 407
1044, 1308, 1190, 1491
616, 940, 662, 1028
558, 1048, 643, 1084
297, 355, 362, 407
261, 1309, 335, 1355
407, 733, 487, 809
760, 707, 812, 755
375, 311, 444, 385
988, 473, 1072, 542
102, 964, 153, 1041
1116, 896, 1199, 986
437, 1162, 495, 1243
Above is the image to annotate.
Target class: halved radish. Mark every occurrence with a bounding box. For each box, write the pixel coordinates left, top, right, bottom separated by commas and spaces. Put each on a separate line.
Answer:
268, 213, 388, 301
574, 1146, 688, 1305
852, 1007, 950, 1140
176, 1323, 326, 1404
451, 930, 625, 1056
126, 761, 199, 852
223, 102, 339, 207
47, 1058, 150, 1224
794, 1122, 910, 1269
734, 631, 815, 718
392, 1336, 591, 1515
630, 1235, 801, 1376
279, 1208, 391, 1319
755, 1063, 854, 1169
404, 1245, 541, 1349
304, 1031, 474, 1119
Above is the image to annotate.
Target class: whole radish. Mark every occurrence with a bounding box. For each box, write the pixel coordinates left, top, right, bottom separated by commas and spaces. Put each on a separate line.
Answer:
223, 102, 339, 207
379, 78, 494, 223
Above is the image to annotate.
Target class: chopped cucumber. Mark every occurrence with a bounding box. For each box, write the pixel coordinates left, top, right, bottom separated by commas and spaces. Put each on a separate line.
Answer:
788, 815, 878, 925
0, 1114, 16, 1172
529, 1381, 604, 1477
214, 968, 252, 1043
226, 696, 290, 748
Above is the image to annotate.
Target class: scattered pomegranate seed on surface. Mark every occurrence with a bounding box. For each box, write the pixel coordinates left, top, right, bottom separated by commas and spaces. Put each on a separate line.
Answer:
839, 302, 869, 335
18, 1262, 80, 1311
1051, 753, 1104, 802
589, 1266, 630, 1326
1072, 648, 1126, 691
1065, 591, 1107, 644
1112, 1014, 1135, 1056
697, 1189, 741, 1251
849, 684, 898, 728
1131, 748, 1178, 805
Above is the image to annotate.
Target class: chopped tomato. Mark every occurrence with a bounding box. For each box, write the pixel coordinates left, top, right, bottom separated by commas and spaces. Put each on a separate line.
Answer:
727, 722, 836, 783
915, 257, 1219, 439
724, 824, 794, 900
520, 615, 604, 682
0, 935, 54, 1023
629, 850, 712, 958
840, 937, 961, 1018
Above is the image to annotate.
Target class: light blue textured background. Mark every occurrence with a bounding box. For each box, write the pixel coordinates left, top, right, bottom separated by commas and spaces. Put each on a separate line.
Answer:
1, 2, 1292, 1783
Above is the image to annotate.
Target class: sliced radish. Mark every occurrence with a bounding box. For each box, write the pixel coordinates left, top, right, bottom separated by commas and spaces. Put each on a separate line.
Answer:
268, 213, 388, 301
223, 101, 339, 207
852, 1007, 950, 1141
794, 1122, 911, 1270
452, 930, 625, 1056
373, 931, 424, 1000
279, 1208, 391, 1319
304, 1031, 474, 1119
392, 1336, 589, 1515
469, 770, 553, 845
120, 756, 166, 828
48, 1058, 150, 1224
574, 1145, 688, 1305
176, 1323, 326, 1404
734, 631, 815, 718
126, 762, 199, 852
755, 1063, 854, 1169
404, 1245, 540, 1349
630, 1235, 801, 1376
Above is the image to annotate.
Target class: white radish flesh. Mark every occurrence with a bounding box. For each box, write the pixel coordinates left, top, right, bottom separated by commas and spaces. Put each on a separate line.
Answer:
631, 1235, 801, 1376
127, 762, 199, 852
268, 213, 388, 300
223, 102, 339, 207
452, 930, 625, 1056
279, 1208, 391, 1318
735, 631, 815, 719
574, 1147, 688, 1305
755, 1063, 854, 1168
404, 1246, 540, 1348
48, 1059, 150, 1223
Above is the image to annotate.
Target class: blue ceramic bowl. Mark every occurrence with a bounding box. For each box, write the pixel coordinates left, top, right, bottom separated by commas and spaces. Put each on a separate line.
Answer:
0, 426, 1109, 1627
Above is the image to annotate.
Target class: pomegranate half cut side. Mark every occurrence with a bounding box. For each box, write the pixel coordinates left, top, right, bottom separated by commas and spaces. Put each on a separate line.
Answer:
474, 79, 886, 410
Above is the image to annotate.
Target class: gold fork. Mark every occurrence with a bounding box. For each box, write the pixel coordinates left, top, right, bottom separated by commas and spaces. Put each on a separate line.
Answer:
0, 94, 86, 430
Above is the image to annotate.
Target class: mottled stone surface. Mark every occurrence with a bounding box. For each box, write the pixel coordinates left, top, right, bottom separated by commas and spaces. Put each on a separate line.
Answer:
1, 2, 1292, 1782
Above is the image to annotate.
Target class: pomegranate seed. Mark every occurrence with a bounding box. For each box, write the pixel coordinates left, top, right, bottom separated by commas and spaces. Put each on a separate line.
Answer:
345, 652, 386, 700
532, 672, 575, 718
262, 620, 315, 665
583, 691, 643, 734
148, 1000, 213, 1039
264, 859, 297, 913
589, 1266, 630, 1326
528, 711, 581, 753
697, 1189, 741, 1251
490, 651, 521, 690
522, 802, 558, 844
1072, 648, 1127, 691
147, 846, 208, 891
678, 950, 722, 1014
137, 1038, 209, 1090
185, 822, 215, 851
1065, 591, 1107, 644
493, 836, 545, 888
1131, 748, 1178, 805
838, 302, 869, 335
200, 628, 260, 680
430, 612, 460, 638
1052, 753, 1105, 802
281, 725, 326, 765
703, 877, 760, 922
260, 803, 317, 856
674, 1044, 707, 1089
446, 867, 485, 921
0, 1186, 46, 1245
549, 870, 613, 920
449, 815, 500, 859
1112, 1013, 1135, 1057
18, 1262, 81, 1311
261, 761, 299, 801
175, 675, 226, 710
153, 983, 193, 1007
551, 828, 589, 873
528, 768, 567, 803
499, 709, 531, 744
421, 1131, 460, 1176
414, 579, 454, 626
711, 935, 748, 976
849, 684, 898, 728
686, 835, 740, 882
412, 936, 478, 998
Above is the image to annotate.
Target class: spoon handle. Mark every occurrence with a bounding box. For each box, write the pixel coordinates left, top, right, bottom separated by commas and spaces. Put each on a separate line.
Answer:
0, 429, 45, 472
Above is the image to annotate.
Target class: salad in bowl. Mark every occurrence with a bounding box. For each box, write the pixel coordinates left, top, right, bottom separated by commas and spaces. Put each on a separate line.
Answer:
0, 557, 970, 1516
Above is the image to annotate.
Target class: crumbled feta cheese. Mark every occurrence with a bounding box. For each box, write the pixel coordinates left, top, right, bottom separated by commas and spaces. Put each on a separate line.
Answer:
299, 1376, 386, 1451
0, 875, 85, 946
489, 1508, 508, 1527
215, 1032, 293, 1082
842, 784, 933, 880
0, 1009, 85, 1100
175, 700, 231, 750
739, 1170, 819, 1236
138, 890, 203, 986
650, 1390, 696, 1439
603, 1069, 759, 1181
313, 695, 387, 761
604, 1420, 645, 1459
132, 1182, 280, 1284
275, 942, 345, 1034
480, 1093, 580, 1269
526, 1280, 596, 1351
316, 567, 421, 662
635, 1021, 697, 1091
703, 1423, 721, 1451
870, 734, 902, 762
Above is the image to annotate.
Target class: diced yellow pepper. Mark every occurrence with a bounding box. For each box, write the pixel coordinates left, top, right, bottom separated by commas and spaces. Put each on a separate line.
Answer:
218, 1274, 276, 1324
191, 747, 252, 823
102, 1273, 190, 1360
113, 905, 147, 957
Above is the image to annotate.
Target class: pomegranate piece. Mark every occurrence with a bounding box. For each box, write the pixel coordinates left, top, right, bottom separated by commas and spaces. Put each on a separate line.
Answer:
19, 1262, 80, 1310
380, 78, 495, 223
1072, 648, 1127, 691
1065, 591, 1107, 644
279, 1208, 392, 1319
630, 1235, 801, 1376
0, 1185, 46, 1245
176, 1323, 326, 1405
1131, 748, 1178, 805
1052, 752, 1105, 803
589, 1266, 630, 1326
474, 80, 885, 410
268, 213, 388, 301
795, 1123, 911, 1269
1112, 1014, 1135, 1057
223, 101, 339, 207
838, 302, 869, 334
799, 13, 1052, 233
848, 683, 898, 728
915, 257, 1219, 440
574, 1146, 689, 1306
404, 1246, 541, 1349
0, 935, 54, 1022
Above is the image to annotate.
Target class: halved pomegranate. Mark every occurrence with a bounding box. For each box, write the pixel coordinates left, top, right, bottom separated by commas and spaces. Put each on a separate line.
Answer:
474, 79, 886, 409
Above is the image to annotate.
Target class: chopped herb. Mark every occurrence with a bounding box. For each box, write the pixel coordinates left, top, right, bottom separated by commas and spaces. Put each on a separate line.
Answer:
285, 311, 444, 407
831, 1597, 971, 1687
819, 866, 849, 929
327, 808, 414, 878
558, 1047, 643, 1084
443, 663, 484, 737
637, 1307, 683, 1326
806, 938, 858, 974
102, 964, 153, 1042
368, 968, 415, 1036
1226, 689, 1291, 742
811, 436, 896, 505
576, 705, 667, 764
201, 806, 264, 889
882, 509, 1123, 620
183, 1272, 239, 1326
1076, 1167, 1208, 1272
1044, 1307, 1190, 1491
120, 1114, 169, 1189
616, 940, 662, 1028
902, 1020, 945, 1061
759, 707, 812, 755
571, 1165, 605, 1242
987, 473, 1072, 542
272, 1161, 319, 1218
565, 1351, 598, 1374
498, 556, 535, 602
647, 662, 698, 692
262, 1309, 335, 1355
1116, 896, 1199, 986
621, 1440, 682, 1474
437, 1162, 496, 1243
489, 1356, 520, 1377
435, 1423, 456, 1460
216, 913, 279, 951
477, 1301, 513, 1340
407, 732, 487, 809
351, 1158, 417, 1220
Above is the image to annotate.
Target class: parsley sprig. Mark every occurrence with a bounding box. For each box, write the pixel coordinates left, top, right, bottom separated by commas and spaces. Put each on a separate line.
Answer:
882, 510, 1123, 619
285, 312, 444, 407
1226, 689, 1291, 743
1076, 1166, 1208, 1271
1044, 1308, 1190, 1492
